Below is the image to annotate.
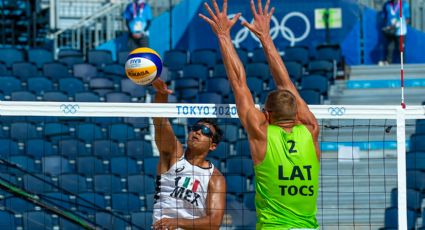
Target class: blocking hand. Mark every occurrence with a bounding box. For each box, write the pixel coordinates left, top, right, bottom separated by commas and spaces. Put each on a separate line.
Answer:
242, 0, 275, 40
198, 0, 241, 37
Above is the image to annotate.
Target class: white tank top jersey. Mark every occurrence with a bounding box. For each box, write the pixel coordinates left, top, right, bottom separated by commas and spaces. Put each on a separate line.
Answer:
153, 156, 215, 223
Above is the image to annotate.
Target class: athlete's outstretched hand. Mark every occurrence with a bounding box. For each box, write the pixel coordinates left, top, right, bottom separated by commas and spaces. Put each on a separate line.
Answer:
152, 78, 172, 95
199, 0, 241, 37
242, 0, 275, 40
152, 218, 178, 230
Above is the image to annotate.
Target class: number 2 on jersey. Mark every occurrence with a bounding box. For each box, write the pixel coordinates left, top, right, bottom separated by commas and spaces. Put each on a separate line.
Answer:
287, 140, 297, 153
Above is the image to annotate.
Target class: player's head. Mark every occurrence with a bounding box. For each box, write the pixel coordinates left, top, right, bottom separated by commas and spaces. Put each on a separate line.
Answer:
187, 118, 223, 153
264, 90, 297, 123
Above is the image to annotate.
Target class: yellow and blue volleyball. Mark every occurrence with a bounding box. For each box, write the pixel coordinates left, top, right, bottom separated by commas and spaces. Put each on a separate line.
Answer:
125, 47, 163, 86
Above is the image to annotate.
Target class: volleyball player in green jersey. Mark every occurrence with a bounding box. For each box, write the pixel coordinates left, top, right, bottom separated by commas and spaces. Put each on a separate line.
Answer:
200, 0, 320, 229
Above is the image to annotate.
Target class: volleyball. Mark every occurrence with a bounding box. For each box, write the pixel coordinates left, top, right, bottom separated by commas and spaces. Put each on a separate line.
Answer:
125, 47, 163, 86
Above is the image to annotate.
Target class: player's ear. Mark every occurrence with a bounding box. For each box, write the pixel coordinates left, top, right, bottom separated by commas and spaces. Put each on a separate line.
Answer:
209, 142, 217, 151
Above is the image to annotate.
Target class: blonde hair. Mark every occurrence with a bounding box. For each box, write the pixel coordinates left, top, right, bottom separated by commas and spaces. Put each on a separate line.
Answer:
264, 90, 297, 122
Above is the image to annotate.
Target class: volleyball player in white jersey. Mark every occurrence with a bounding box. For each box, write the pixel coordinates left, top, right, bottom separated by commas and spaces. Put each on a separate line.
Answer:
151, 79, 226, 230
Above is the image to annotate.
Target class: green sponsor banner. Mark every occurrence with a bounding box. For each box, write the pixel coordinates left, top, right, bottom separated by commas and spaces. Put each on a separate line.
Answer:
315, 8, 342, 29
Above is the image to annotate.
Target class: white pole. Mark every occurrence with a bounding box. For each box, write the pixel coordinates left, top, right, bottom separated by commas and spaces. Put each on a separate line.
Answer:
396, 107, 407, 229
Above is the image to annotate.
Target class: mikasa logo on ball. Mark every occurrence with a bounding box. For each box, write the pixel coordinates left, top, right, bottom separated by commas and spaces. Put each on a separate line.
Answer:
125, 47, 163, 86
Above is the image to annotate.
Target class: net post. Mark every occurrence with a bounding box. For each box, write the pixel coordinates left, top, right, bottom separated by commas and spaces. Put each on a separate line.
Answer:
396, 107, 407, 229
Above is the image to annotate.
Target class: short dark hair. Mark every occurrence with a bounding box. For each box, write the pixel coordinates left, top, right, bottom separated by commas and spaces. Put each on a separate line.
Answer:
264, 90, 298, 121
196, 118, 223, 144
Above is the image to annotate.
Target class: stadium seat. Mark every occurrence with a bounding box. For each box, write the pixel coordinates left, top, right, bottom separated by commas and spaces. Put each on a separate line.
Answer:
22, 173, 54, 193
0, 211, 16, 230
74, 92, 101, 102
73, 63, 98, 82
174, 78, 200, 90
12, 62, 38, 80
212, 64, 227, 78
25, 139, 54, 158
163, 50, 188, 71
384, 207, 416, 229
75, 123, 103, 141
10, 91, 36, 101
223, 124, 239, 143
95, 212, 126, 230
285, 61, 303, 83
0, 76, 22, 95
131, 212, 153, 230
209, 141, 231, 161
58, 49, 83, 59
22, 211, 53, 230
93, 174, 123, 193
226, 175, 248, 194
92, 139, 120, 157
89, 78, 115, 96
246, 62, 270, 81
111, 192, 142, 213
283, 46, 310, 66
126, 139, 154, 159
0, 48, 24, 67
299, 89, 322, 105
42, 91, 69, 101
105, 92, 131, 102
117, 51, 129, 65
120, 78, 147, 99
316, 44, 343, 67
59, 139, 88, 157
42, 155, 73, 176
87, 50, 113, 67
226, 157, 254, 177
123, 117, 149, 129
0, 63, 8, 75
42, 192, 72, 209
10, 122, 39, 140
197, 92, 223, 104
251, 47, 267, 63
246, 77, 264, 96
59, 55, 84, 67
109, 123, 136, 141
43, 62, 71, 81
410, 133, 425, 152
191, 49, 217, 68
415, 119, 425, 134
59, 218, 85, 230
110, 156, 139, 176
0, 139, 20, 156
206, 78, 231, 96
9, 155, 39, 173
301, 75, 329, 96
308, 60, 335, 82
76, 156, 105, 175
182, 64, 209, 81
43, 122, 70, 138
406, 170, 425, 191
76, 192, 107, 214
143, 157, 159, 177
406, 152, 425, 171
58, 78, 85, 96
234, 139, 251, 157
27, 77, 53, 95
27, 48, 53, 68
127, 174, 156, 195
4, 196, 35, 212
145, 193, 155, 211
243, 192, 255, 210
58, 173, 90, 193
103, 63, 126, 82
390, 188, 423, 211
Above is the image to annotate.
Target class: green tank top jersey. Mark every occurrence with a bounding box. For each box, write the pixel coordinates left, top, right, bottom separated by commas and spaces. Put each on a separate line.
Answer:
254, 124, 320, 229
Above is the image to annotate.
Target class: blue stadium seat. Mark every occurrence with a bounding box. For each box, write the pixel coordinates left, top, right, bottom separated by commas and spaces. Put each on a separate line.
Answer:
43, 62, 71, 81
10, 91, 37, 101
121, 78, 147, 100
58, 173, 89, 193
27, 48, 53, 69
59, 55, 84, 68
103, 63, 125, 79
43, 122, 70, 139
127, 174, 156, 195
95, 212, 126, 230
0, 211, 16, 230
143, 157, 159, 177
209, 141, 231, 161
406, 152, 425, 171
285, 61, 303, 83
384, 207, 416, 229
131, 212, 153, 230
299, 89, 322, 105
12, 62, 38, 80
226, 157, 254, 177
246, 62, 270, 80
4, 196, 35, 212
234, 139, 251, 157
390, 188, 423, 211
22, 173, 54, 193
191, 49, 217, 68
123, 117, 149, 129
0, 48, 24, 67
182, 64, 209, 81
42, 91, 69, 101
59, 139, 88, 157
197, 92, 223, 104
206, 78, 231, 96
0, 63, 8, 75
74, 92, 101, 102
58, 78, 85, 96
145, 193, 155, 211
301, 75, 329, 96
93, 174, 123, 193
25, 139, 54, 158
75, 123, 103, 141
93, 139, 120, 157
163, 50, 188, 71
406, 170, 425, 191
10, 122, 39, 140
126, 139, 154, 159
110, 156, 139, 176
58, 49, 83, 59
226, 175, 248, 194
243, 192, 255, 210
89, 78, 115, 96
59, 218, 85, 230
27, 77, 53, 95
410, 133, 425, 152
172, 123, 186, 140
251, 47, 267, 63
223, 124, 239, 143
9, 155, 39, 173
316, 44, 343, 67
308, 60, 335, 82
117, 51, 129, 65
246, 77, 264, 96
108, 123, 136, 142
73, 63, 98, 82
283, 46, 310, 66
76, 156, 105, 175
42, 155, 73, 176
212, 64, 227, 78
76, 192, 107, 214
42, 192, 72, 209
174, 78, 200, 90
415, 119, 425, 134
88, 50, 113, 68
105, 92, 131, 102
0, 76, 22, 95
23, 211, 53, 230
179, 88, 200, 102
111, 192, 142, 213
0, 139, 20, 156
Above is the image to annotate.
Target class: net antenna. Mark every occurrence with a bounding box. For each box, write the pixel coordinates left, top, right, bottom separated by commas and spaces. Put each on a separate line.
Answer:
399, 0, 406, 109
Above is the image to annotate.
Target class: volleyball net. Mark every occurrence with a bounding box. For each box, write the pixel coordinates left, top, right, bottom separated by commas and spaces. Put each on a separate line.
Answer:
0, 101, 424, 229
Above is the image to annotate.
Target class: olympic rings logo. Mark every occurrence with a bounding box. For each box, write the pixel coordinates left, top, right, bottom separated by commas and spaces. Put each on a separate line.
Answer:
328, 107, 346, 116
229, 12, 311, 48
60, 104, 80, 114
